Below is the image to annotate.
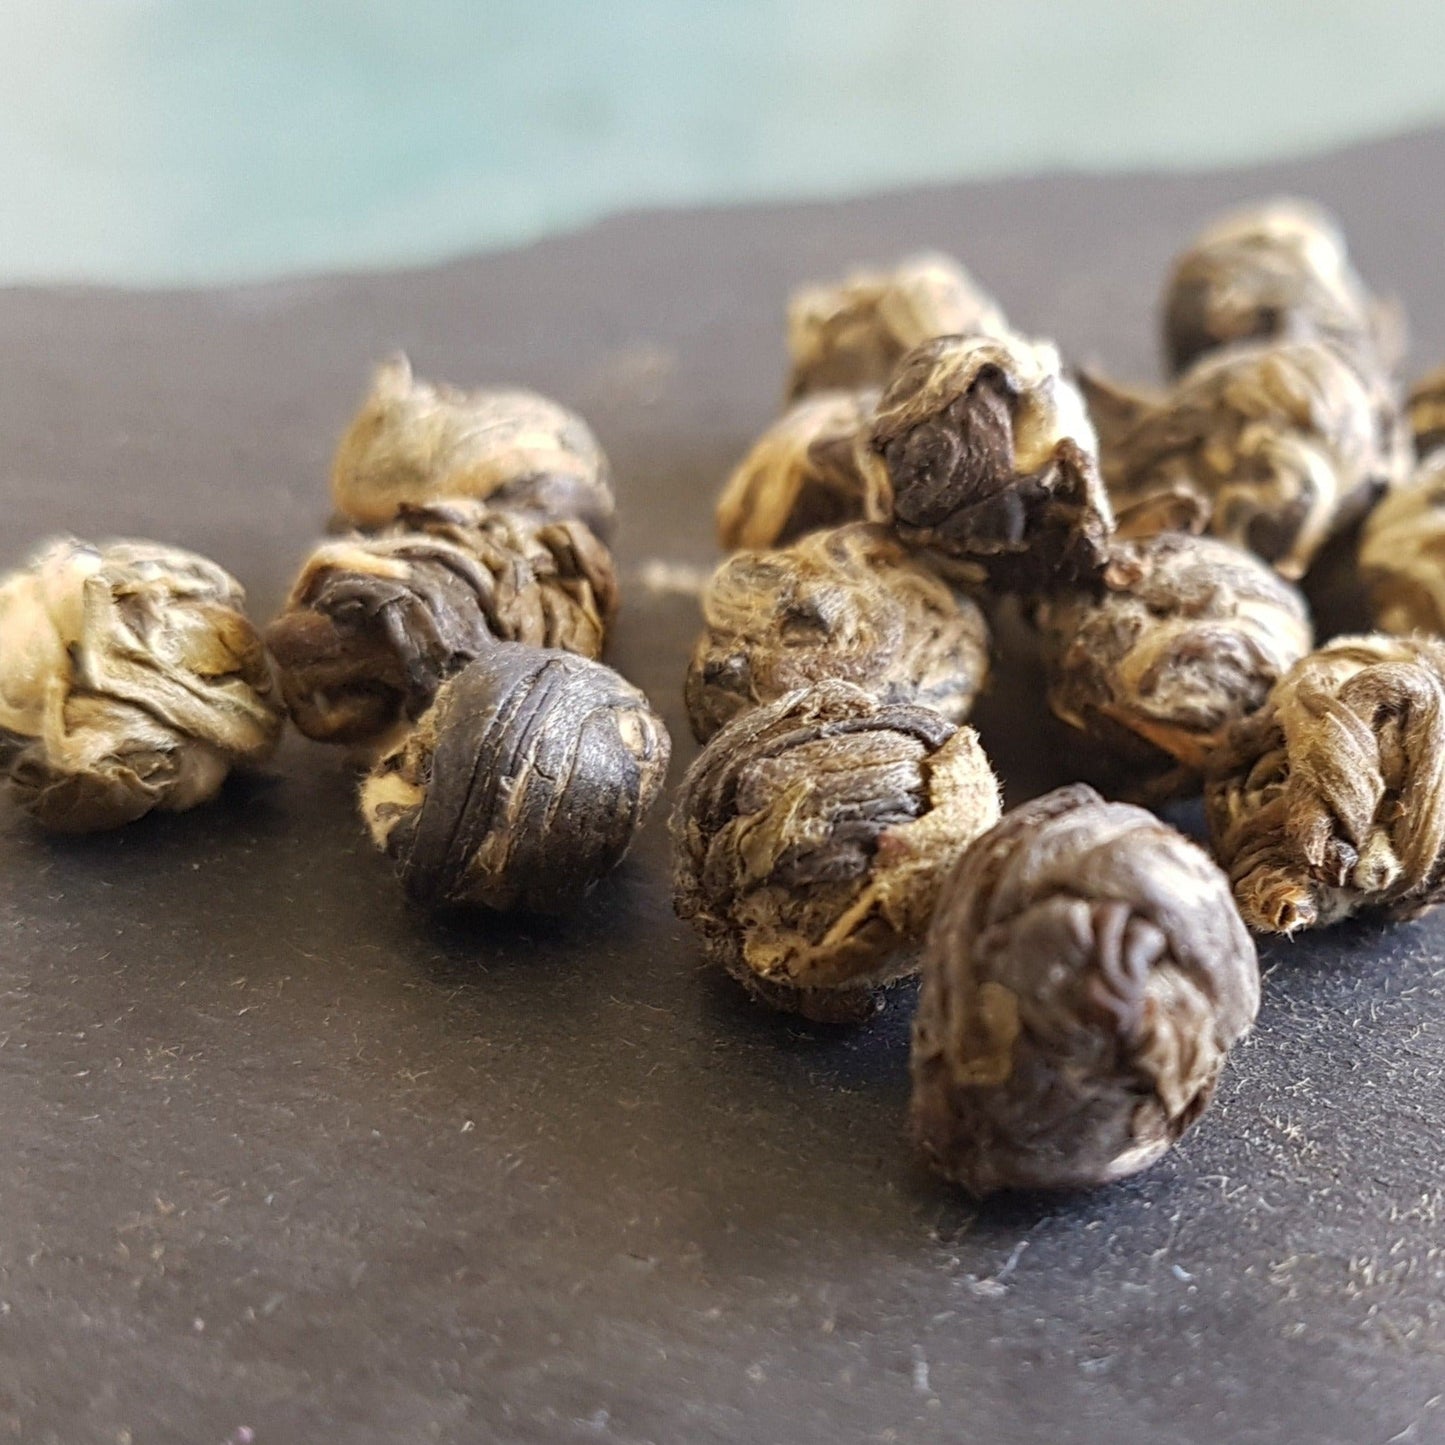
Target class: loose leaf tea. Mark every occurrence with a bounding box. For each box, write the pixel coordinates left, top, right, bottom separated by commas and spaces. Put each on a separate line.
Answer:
1162, 197, 1400, 378
1359, 452, 1445, 635
0, 538, 283, 832
267, 500, 618, 747
360, 643, 670, 912
1206, 634, 1445, 933
785, 253, 1011, 400
1038, 532, 1312, 793
672, 681, 1001, 1023
686, 523, 990, 743
869, 333, 1112, 591
911, 784, 1259, 1196
715, 389, 888, 551
1083, 339, 1408, 580
1407, 364, 1445, 460
331, 356, 616, 538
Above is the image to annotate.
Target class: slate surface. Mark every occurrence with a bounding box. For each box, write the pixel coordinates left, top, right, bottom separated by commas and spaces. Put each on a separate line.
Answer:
3, 131, 1445, 1445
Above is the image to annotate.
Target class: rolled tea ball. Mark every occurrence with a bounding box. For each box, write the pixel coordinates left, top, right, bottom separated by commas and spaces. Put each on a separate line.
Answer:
1205, 634, 1445, 933
331, 356, 615, 538
267, 500, 618, 747
911, 784, 1259, 1196
1038, 533, 1312, 793
1407, 364, 1445, 460
785, 252, 1010, 400
672, 681, 1001, 1023
0, 537, 283, 832
360, 643, 670, 912
1359, 452, 1445, 636
715, 389, 888, 551
1162, 197, 1398, 378
685, 522, 990, 743
869, 332, 1112, 591
1087, 339, 1408, 580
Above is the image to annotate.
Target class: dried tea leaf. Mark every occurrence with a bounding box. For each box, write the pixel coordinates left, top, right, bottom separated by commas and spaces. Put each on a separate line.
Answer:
1162, 197, 1401, 378
267, 500, 618, 747
911, 784, 1259, 1196
672, 681, 1001, 1023
331, 356, 615, 538
785, 253, 1011, 401
1086, 339, 1408, 580
715, 389, 888, 551
1205, 634, 1445, 932
0, 538, 283, 832
1359, 452, 1445, 636
1038, 532, 1312, 793
686, 522, 990, 743
870, 333, 1112, 592
361, 644, 669, 912
1407, 364, 1445, 461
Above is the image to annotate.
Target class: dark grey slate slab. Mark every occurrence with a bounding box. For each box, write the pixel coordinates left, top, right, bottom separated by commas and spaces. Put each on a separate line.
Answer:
3, 129, 1445, 1445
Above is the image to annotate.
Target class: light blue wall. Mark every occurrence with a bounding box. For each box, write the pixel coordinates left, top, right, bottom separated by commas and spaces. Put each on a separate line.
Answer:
4, 0, 1444, 286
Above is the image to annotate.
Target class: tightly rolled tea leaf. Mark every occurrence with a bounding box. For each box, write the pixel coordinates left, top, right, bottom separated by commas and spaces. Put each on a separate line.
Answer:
672, 681, 1000, 1023
1359, 451, 1445, 636
267, 500, 617, 746
0, 538, 283, 831
1208, 635, 1445, 930
1206, 634, 1445, 934
911, 784, 1259, 1196
686, 523, 989, 743
360, 644, 669, 912
715, 389, 887, 551
1038, 532, 1312, 793
869, 333, 1111, 591
331, 356, 615, 538
785, 252, 1010, 400
1084, 339, 1408, 580
1162, 197, 1400, 378
1407, 364, 1445, 460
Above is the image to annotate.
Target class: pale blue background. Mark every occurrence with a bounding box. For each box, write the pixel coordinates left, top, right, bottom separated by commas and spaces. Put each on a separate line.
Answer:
5, 0, 1445, 286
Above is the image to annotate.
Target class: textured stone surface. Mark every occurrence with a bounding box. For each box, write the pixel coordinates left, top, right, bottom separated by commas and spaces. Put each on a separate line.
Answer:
3, 129, 1445, 1443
